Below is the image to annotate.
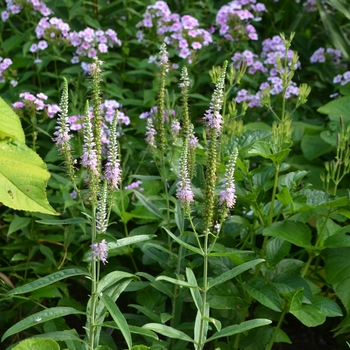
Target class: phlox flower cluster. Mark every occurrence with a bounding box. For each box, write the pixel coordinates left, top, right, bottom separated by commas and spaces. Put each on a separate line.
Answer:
136, 1, 212, 63
69, 28, 121, 64
310, 47, 342, 66
333, 72, 350, 86
1, 0, 51, 22
125, 180, 144, 192
12, 92, 60, 118
31, 17, 70, 52
0, 57, 16, 85
216, 0, 267, 42
234, 35, 301, 108
91, 239, 108, 265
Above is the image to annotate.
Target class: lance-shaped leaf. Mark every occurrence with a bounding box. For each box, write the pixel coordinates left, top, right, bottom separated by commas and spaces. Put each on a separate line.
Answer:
0, 139, 58, 215
205, 319, 272, 342
100, 294, 132, 349
7, 268, 89, 296
1, 307, 84, 342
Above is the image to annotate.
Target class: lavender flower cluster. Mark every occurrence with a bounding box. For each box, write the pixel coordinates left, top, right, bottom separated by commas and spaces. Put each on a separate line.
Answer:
136, 1, 212, 63
139, 106, 178, 146
12, 92, 60, 118
2, 0, 51, 21
67, 100, 129, 141
216, 0, 267, 42
233, 35, 301, 108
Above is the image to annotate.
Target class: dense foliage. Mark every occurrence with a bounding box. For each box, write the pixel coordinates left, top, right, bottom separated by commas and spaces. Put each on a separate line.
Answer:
1, 0, 350, 349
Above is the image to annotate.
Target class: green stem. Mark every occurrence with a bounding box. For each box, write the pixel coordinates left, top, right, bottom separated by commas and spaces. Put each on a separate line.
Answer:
89, 205, 97, 350
197, 232, 209, 350
265, 306, 288, 350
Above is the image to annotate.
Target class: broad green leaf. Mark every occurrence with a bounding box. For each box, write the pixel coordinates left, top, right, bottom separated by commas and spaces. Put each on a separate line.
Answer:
244, 278, 282, 312
133, 190, 165, 219
312, 295, 342, 317
277, 171, 308, 190
208, 259, 264, 290
100, 294, 132, 349
163, 227, 203, 255
142, 323, 194, 343
1, 307, 84, 342
301, 134, 333, 160
108, 235, 155, 250
325, 247, 350, 313
186, 267, 203, 312
291, 304, 326, 327
131, 346, 150, 350
12, 338, 60, 350
266, 237, 291, 266
7, 268, 89, 295
318, 95, 350, 117
0, 139, 58, 215
263, 221, 312, 248
0, 97, 25, 142
324, 234, 350, 248
206, 319, 272, 342
97, 271, 134, 294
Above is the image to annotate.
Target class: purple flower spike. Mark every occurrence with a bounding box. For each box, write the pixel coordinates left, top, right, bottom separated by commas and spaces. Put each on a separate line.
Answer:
91, 239, 108, 264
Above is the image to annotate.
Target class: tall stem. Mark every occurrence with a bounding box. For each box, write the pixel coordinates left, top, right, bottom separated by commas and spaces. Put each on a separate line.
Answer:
89, 205, 97, 350
197, 233, 209, 350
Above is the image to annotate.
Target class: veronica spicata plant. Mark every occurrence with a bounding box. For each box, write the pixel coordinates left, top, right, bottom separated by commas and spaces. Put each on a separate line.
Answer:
1, 58, 155, 349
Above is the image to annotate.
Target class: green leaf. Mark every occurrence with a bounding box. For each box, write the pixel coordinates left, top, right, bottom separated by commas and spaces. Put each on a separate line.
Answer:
324, 234, 350, 248
7, 214, 31, 235
1, 307, 84, 342
206, 319, 272, 342
142, 323, 194, 343
12, 338, 60, 350
7, 268, 89, 296
301, 134, 333, 160
312, 295, 343, 317
0, 139, 58, 215
318, 95, 350, 116
244, 278, 282, 312
186, 268, 203, 312
32, 331, 84, 343
100, 294, 132, 349
133, 190, 165, 219
266, 237, 291, 266
316, 0, 350, 60
97, 271, 134, 294
35, 218, 89, 225
0, 97, 25, 142
208, 259, 264, 290
325, 247, 350, 313
155, 275, 199, 289
263, 221, 312, 248
108, 235, 155, 250
128, 304, 161, 323
163, 227, 203, 255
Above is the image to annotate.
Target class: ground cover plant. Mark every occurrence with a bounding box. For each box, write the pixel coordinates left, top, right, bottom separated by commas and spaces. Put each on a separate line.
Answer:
1, 0, 350, 349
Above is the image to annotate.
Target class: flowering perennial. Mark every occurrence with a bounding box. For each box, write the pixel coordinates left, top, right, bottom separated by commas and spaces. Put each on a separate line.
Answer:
136, 1, 212, 63
216, 0, 267, 42
219, 149, 238, 209
2, 0, 51, 22
91, 239, 108, 265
